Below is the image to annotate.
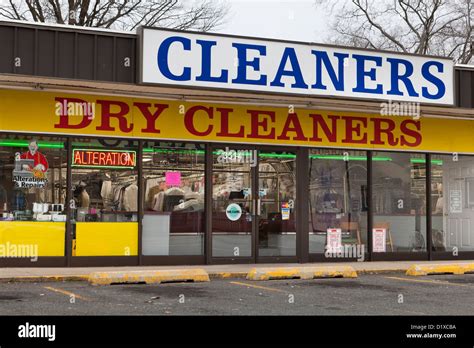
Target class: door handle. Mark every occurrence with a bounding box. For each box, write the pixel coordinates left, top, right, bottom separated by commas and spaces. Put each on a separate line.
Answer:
257, 198, 261, 216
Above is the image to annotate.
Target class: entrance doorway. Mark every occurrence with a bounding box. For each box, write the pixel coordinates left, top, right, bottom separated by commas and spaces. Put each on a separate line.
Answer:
210, 145, 297, 263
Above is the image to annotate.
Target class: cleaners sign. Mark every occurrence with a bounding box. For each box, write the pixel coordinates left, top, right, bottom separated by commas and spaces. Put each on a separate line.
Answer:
6, 90, 474, 154
140, 28, 454, 105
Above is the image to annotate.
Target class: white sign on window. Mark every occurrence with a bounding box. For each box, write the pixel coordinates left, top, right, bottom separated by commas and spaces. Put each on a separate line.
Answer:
372, 228, 386, 253
326, 228, 342, 254
449, 189, 462, 213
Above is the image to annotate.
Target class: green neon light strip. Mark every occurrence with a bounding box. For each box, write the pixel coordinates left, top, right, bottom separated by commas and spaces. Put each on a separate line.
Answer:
0, 141, 453, 165
0, 141, 448, 167
259, 153, 296, 159
144, 148, 415, 162
0, 140, 64, 149
310, 155, 392, 161
144, 148, 205, 155
87, 148, 440, 164
410, 158, 443, 165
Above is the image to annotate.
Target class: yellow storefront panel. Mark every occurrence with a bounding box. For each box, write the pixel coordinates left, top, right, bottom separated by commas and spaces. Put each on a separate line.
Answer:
0, 221, 65, 257
75, 222, 138, 256
0, 89, 473, 154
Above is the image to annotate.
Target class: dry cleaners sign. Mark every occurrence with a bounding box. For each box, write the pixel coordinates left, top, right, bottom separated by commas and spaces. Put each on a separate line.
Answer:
140, 28, 454, 105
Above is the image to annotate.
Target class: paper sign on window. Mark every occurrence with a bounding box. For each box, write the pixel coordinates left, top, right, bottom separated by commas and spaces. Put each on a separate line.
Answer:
449, 189, 462, 213
13, 140, 49, 188
372, 228, 386, 253
165, 172, 181, 187
281, 202, 290, 220
326, 228, 342, 253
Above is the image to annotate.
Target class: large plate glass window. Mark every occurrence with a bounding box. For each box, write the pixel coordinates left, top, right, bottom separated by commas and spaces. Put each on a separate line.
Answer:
431, 154, 474, 253
142, 142, 205, 256
0, 134, 67, 259
372, 152, 427, 253
70, 138, 138, 257
308, 149, 368, 259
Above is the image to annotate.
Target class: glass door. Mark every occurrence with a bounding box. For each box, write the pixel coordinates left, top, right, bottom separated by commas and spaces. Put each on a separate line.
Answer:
211, 146, 297, 263
257, 150, 297, 260
211, 146, 256, 261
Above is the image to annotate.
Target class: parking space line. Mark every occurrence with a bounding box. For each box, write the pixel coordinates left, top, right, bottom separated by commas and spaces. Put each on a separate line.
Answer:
44, 286, 91, 301
384, 276, 471, 287
229, 281, 287, 293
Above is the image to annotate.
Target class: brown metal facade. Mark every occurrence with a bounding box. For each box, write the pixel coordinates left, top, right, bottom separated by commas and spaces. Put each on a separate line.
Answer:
0, 21, 135, 83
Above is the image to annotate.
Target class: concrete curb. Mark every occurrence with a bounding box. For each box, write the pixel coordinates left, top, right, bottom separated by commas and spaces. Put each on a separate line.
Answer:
88, 269, 210, 285
406, 263, 474, 276
209, 272, 248, 279
0, 275, 89, 283
246, 266, 358, 281
357, 269, 407, 275
9, 264, 472, 283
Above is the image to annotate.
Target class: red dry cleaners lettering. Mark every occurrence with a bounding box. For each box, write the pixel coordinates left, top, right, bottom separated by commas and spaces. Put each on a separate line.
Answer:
54, 97, 422, 148
73, 150, 135, 167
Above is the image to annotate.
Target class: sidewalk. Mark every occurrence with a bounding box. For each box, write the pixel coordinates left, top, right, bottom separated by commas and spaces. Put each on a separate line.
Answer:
2, 260, 474, 282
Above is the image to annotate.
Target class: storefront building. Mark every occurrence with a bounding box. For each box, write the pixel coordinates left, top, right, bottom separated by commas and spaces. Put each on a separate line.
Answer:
0, 21, 473, 267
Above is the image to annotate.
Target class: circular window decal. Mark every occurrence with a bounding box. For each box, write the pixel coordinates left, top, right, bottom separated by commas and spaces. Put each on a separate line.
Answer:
226, 203, 242, 221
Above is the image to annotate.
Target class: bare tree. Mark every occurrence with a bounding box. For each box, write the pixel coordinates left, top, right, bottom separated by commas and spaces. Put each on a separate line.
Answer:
0, 0, 229, 32
316, 0, 473, 64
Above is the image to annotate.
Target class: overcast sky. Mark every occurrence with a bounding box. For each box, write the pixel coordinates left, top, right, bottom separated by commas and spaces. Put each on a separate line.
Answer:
216, 0, 328, 43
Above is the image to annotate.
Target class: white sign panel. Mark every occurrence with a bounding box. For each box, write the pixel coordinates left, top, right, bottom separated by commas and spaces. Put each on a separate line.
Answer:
326, 228, 342, 254
450, 190, 462, 213
141, 28, 454, 105
372, 228, 387, 253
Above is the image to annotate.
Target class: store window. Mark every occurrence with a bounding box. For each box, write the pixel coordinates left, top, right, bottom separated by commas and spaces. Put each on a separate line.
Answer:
372, 152, 427, 253
431, 154, 474, 252
0, 134, 67, 257
142, 142, 205, 256
308, 149, 368, 258
71, 139, 138, 257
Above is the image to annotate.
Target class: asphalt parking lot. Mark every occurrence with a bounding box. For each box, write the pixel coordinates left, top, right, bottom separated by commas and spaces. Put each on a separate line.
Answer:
1, 273, 474, 315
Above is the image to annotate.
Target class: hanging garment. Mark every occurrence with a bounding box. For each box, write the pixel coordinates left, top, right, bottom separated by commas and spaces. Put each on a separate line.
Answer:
123, 184, 138, 212
80, 190, 90, 208
112, 185, 124, 211
147, 185, 162, 210
165, 187, 185, 196
101, 180, 113, 209
0, 185, 8, 208
145, 178, 160, 205
152, 191, 165, 211
185, 192, 200, 201
11, 190, 26, 211
435, 196, 444, 214
173, 199, 204, 212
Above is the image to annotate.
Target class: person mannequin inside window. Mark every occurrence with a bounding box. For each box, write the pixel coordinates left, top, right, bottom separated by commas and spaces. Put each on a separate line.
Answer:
74, 182, 90, 208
